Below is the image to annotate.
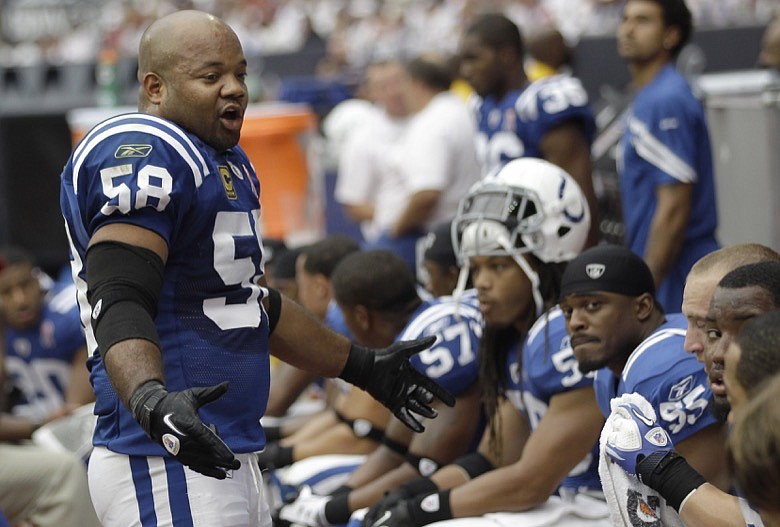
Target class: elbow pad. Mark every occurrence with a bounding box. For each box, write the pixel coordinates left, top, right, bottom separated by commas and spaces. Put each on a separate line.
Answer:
86, 241, 164, 358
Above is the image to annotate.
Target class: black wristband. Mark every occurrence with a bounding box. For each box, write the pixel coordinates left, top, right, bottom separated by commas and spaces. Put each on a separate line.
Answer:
453, 452, 494, 479
266, 287, 282, 336
408, 490, 453, 526
330, 484, 353, 496
128, 380, 166, 436
338, 344, 373, 389
405, 452, 441, 477
399, 477, 439, 498
258, 443, 294, 470
381, 434, 409, 456
323, 491, 351, 524
637, 451, 707, 511
263, 425, 282, 442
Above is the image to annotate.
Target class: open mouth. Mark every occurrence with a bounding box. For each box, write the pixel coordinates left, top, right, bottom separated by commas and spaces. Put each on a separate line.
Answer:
220, 107, 244, 130
709, 370, 726, 396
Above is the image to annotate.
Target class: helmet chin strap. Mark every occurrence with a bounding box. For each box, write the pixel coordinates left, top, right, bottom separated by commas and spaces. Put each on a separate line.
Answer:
452, 232, 544, 321
495, 234, 544, 319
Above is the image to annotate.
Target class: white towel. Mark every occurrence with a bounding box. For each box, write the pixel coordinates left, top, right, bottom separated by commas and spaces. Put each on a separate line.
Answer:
598, 393, 686, 527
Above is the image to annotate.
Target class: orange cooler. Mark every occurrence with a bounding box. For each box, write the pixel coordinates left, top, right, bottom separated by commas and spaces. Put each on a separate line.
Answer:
68, 103, 317, 241
239, 103, 317, 240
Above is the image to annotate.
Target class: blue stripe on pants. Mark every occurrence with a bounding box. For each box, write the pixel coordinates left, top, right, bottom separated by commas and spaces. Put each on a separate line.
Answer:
164, 457, 194, 527
129, 455, 158, 527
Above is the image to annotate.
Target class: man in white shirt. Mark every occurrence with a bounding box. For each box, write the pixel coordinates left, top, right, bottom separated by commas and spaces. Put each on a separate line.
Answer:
369, 54, 481, 273
334, 59, 410, 243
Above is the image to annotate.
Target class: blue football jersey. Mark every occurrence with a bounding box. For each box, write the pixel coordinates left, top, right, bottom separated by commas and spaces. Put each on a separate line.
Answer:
60, 113, 271, 456
4, 283, 85, 421
594, 313, 716, 445
399, 291, 482, 396
618, 64, 719, 312
470, 74, 595, 175
515, 306, 602, 493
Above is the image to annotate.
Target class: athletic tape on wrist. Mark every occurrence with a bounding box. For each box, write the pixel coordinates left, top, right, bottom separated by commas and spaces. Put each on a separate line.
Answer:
637, 451, 707, 511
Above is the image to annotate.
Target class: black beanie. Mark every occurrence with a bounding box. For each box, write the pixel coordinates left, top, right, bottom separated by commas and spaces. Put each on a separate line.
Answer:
423, 221, 457, 269
560, 244, 655, 300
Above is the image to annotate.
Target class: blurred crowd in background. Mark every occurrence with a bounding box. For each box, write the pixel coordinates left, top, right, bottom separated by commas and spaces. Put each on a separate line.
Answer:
1, 0, 776, 73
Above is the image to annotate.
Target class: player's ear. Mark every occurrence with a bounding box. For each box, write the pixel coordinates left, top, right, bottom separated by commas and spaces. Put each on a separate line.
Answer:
633, 293, 655, 322
662, 26, 681, 52
354, 304, 371, 332
142, 72, 165, 104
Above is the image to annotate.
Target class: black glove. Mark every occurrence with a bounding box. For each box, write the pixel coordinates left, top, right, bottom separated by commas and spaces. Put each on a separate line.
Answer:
129, 380, 241, 479
257, 442, 294, 470
365, 492, 452, 527
363, 478, 438, 526
364, 500, 413, 527
339, 336, 456, 433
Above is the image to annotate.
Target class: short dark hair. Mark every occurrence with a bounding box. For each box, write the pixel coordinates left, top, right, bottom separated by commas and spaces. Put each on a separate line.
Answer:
406, 55, 454, 92
301, 235, 360, 278
331, 250, 418, 313
642, 0, 693, 56
734, 310, 780, 398
718, 261, 780, 308
0, 245, 35, 272
464, 13, 524, 56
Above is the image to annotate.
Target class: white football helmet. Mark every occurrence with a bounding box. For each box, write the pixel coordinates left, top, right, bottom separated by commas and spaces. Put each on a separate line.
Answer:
451, 158, 590, 316
452, 157, 590, 264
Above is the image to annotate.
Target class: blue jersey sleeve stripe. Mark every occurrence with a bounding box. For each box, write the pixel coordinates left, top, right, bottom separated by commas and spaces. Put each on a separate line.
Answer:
628, 117, 696, 184
398, 301, 482, 340
527, 306, 563, 343
72, 122, 207, 192
622, 328, 687, 382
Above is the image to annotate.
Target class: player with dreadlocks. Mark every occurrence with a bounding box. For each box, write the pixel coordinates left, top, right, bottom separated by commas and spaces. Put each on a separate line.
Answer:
362, 157, 610, 527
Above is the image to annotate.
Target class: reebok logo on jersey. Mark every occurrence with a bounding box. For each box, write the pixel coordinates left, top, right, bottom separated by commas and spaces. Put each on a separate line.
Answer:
91, 299, 102, 319
585, 263, 605, 279
668, 375, 693, 401
219, 165, 237, 200
114, 144, 153, 158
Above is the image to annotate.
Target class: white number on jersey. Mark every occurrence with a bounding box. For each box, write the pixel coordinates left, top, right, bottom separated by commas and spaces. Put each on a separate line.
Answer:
204, 210, 265, 330
658, 383, 709, 435
551, 341, 584, 388
5, 355, 70, 421
99, 163, 173, 215
476, 131, 525, 175
516, 76, 588, 121
415, 320, 478, 379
